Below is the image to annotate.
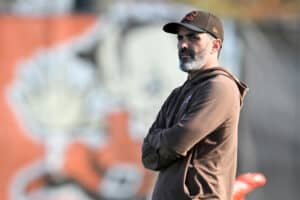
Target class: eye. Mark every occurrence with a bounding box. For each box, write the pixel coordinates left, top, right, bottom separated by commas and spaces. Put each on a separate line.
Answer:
189, 34, 200, 41
177, 35, 183, 41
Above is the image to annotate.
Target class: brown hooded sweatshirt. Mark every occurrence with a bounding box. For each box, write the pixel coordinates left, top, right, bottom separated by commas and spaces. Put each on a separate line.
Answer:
142, 67, 248, 200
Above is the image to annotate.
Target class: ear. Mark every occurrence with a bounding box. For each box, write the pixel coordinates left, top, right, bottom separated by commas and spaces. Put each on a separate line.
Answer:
212, 38, 222, 53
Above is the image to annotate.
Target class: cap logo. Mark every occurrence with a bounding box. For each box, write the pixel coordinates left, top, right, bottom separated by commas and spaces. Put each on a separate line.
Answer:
212, 26, 218, 34
183, 11, 199, 21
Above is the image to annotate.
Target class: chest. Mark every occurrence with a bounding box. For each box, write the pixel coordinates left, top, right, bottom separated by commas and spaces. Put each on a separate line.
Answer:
165, 84, 197, 127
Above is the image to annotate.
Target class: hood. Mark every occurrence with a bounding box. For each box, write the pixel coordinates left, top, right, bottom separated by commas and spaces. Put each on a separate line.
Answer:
189, 67, 249, 106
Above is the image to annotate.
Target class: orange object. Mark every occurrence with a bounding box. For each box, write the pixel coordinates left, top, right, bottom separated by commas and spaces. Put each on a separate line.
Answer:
0, 14, 96, 200
233, 173, 266, 200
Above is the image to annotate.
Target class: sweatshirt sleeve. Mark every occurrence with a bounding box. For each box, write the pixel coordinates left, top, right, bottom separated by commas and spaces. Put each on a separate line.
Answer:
146, 78, 238, 157
142, 88, 182, 170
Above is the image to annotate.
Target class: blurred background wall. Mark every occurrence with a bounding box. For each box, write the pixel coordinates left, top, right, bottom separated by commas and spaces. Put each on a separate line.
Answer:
0, 0, 299, 200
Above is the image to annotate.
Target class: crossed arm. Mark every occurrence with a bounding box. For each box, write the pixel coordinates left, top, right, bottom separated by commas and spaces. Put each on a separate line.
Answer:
141, 80, 236, 171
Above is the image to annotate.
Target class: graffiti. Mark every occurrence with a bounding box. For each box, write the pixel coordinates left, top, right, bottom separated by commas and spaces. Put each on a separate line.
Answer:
2, 3, 192, 200
2, 3, 245, 200
9, 50, 109, 144
96, 3, 189, 138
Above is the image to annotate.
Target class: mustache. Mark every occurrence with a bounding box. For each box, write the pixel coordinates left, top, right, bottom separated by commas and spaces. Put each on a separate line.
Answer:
179, 48, 195, 58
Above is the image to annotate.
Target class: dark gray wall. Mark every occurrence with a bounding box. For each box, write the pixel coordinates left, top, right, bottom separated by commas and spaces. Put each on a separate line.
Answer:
238, 19, 300, 200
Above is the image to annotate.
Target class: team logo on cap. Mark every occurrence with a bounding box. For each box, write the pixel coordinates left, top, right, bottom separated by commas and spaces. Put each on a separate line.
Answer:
183, 11, 199, 21
212, 26, 218, 34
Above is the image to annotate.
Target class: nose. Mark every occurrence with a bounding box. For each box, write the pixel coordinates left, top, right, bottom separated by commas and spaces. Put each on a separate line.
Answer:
178, 39, 189, 50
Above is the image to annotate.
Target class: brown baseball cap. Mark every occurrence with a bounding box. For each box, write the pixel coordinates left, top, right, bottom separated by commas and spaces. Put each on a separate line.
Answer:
163, 10, 224, 42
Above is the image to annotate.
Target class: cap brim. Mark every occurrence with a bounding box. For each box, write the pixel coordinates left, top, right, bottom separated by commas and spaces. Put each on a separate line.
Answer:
163, 22, 206, 34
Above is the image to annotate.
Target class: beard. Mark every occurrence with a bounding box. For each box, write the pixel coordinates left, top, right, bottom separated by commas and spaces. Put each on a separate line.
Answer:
179, 57, 206, 72
179, 47, 208, 73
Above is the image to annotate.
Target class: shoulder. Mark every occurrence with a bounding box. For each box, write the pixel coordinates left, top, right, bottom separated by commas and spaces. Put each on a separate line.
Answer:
208, 75, 241, 108
167, 85, 182, 99
212, 74, 239, 91
195, 74, 240, 102
171, 86, 181, 93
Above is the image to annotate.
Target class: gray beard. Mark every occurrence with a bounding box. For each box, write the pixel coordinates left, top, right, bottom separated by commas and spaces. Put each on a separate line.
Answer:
179, 58, 205, 73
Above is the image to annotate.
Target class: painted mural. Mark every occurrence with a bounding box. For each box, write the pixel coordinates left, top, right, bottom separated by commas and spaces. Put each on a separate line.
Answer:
0, 3, 188, 200
0, 2, 247, 200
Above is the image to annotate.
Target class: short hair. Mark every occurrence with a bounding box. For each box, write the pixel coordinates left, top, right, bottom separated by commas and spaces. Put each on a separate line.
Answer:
206, 33, 222, 57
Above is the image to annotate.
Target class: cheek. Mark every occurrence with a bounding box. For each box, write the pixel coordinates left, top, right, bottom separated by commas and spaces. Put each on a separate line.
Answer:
194, 46, 207, 55
197, 42, 212, 54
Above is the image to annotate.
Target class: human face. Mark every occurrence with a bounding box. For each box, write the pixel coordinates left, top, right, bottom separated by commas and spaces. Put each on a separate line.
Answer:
177, 27, 213, 73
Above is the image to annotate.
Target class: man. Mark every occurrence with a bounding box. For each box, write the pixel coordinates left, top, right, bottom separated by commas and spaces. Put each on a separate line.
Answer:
141, 10, 249, 200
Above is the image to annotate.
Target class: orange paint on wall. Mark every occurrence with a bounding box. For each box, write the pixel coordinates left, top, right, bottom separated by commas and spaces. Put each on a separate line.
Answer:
0, 14, 97, 200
